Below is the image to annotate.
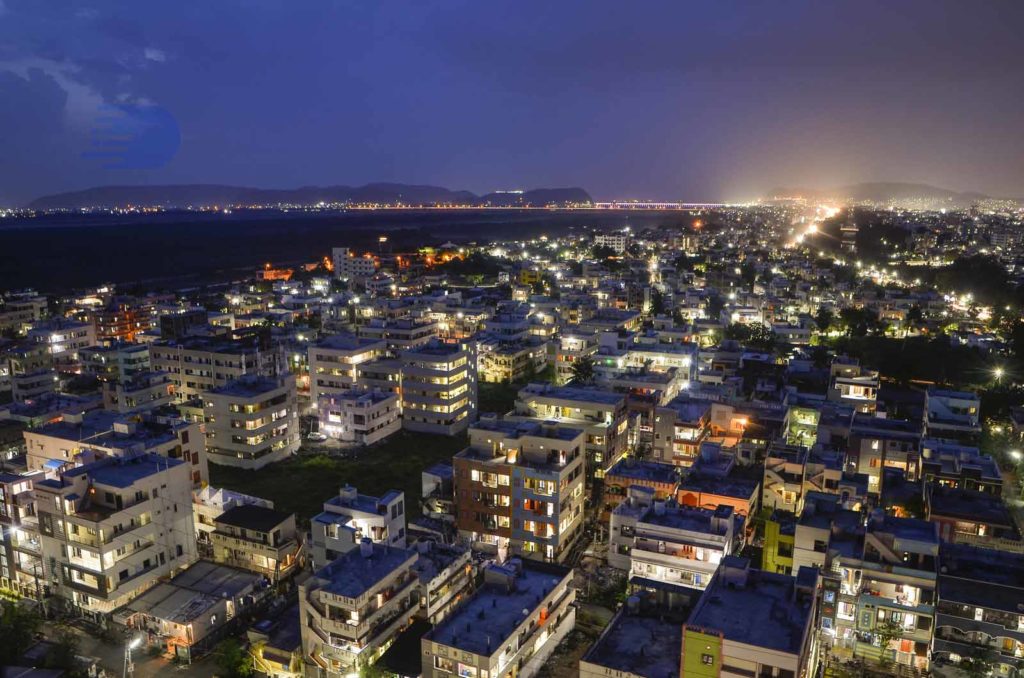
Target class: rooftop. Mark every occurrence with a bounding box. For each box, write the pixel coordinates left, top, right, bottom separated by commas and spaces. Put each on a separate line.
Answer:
606, 459, 681, 485
427, 561, 570, 656
583, 611, 682, 678
312, 542, 417, 599
216, 504, 292, 533
208, 375, 289, 398
64, 453, 184, 488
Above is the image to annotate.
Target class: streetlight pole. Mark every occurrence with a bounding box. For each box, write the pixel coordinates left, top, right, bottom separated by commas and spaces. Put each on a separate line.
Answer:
123, 636, 141, 678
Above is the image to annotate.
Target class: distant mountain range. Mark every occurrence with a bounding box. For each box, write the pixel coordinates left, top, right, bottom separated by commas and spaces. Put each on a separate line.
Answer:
764, 182, 995, 206
26, 183, 593, 210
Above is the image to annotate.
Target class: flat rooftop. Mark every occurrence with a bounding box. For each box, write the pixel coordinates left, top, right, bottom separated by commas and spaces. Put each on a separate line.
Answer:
583, 612, 682, 678
428, 562, 570, 656
312, 542, 417, 599
687, 569, 811, 655
208, 375, 286, 398
314, 333, 383, 350
216, 504, 291, 532
518, 383, 624, 406
607, 459, 681, 485
64, 453, 184, 488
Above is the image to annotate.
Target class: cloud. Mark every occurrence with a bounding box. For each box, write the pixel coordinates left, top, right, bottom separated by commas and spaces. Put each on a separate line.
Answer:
144, 47, 166, 63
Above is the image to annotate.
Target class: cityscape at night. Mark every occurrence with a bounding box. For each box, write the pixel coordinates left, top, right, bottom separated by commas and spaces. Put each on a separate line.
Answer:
2, 2, 1024, 678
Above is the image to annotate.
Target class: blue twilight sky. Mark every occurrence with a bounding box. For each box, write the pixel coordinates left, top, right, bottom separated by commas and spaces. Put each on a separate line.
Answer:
1, 0, 1022, 206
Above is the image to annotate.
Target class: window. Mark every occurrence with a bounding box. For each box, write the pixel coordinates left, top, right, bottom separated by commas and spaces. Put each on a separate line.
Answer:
701, 654, 714, 665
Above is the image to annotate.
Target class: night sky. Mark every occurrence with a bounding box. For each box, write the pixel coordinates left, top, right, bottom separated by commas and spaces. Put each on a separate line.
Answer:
1, 0, 1022, 206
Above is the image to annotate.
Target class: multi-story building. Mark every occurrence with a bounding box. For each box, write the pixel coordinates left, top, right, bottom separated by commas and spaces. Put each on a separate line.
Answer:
299, 540, 418, 674
309, 485, 406, 569
933, 543, 1024, 676
602, 458, 681, 516
211, 504, 303, 581
332, 247, 378, 281
202, 374, 299, 470
551, 330, 598, 385
101, 371, 175, 414
608, 486, 739, 591
454, 419, 585, 562
507, 383, 629, 480
920, 438, 1002, 494
408, 539, 474, 625
827, 358, 879, 413
0, 466, 46, 600
317, 390, 400, 445
34, 453, 198, 617
594, 232, 628, 254
191, 485, 273, 552
80, 342, 152, 381
399, 340, 478, 436
847, 414, 922, 494
0, 292, 48, 334
681, 557, 816, 678
91, 296, 160, 342
27, 318, 96, 369
822, 513, 938, 671
308, 334, 387, 402
421, 560, 576, 678
150, 334, 280, 402
23, 408, 208, 487
925, 387, 982, 440
358, 318, 439, 352
8, 342, 56, 403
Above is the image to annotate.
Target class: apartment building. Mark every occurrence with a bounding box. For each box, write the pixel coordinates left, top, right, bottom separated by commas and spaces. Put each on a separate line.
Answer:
608, 486, 739, 591
453, 419, 585, 562
358, 318, 439, 352
27, 318, 96, 368
933, 544, 1024, 676
821, 513, 938, 671
827, 358, 879, 413
0, 292, 47, 334
308, 334, 387, 402
400, 340, 478, 436
925, 387, 982, 440
0, 466, 46, 600
101, 371, 175, 414
317, 390, 400, 445
299, 540, 419, 674
762, 445, 844, 514
309, 485, 406, 569
507, 383, 629, 480
551, 330, 598, 385
80, 342, 151, 380
203, 374, 299, 470
580, 601, 684, 678
150, 334, 280, 402
478, 338, 548, 385
847, 414, 922, 494
211, 504, 303, 581
421, 560, 576, 678
91, 296, 160, 342
8, 342, 56, 403
602, 458, 681, 515
34, 453, 198, 617
682, 557, 816, 678
920, 438, 1002, 494
408, 539, 474, 625
332, 247, 378, 281
23, 408, 208, 487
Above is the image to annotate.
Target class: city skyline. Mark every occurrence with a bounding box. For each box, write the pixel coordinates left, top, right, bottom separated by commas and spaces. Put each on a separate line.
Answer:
2, 1, 1023, 205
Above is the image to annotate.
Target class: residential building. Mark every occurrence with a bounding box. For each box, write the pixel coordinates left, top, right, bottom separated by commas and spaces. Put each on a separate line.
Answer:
507, 383, 629, 479
580, 602, 684, 678
308, 334, 387, 403
101, 371, 175, 414
317, 390, 400, 445
925, 388, 982, 440
920, 438, 1002, 494
80, 342, 152, 381
454, 418, 585, 562
34, 453, 198, 617
681, 557, 816, 678
202, 374, 299, 470
150, 334, 280, 402
400, 340, 477, 436
211, 504, 303, 581
0, 467, 46, 600
332, 247, 378, 281
421, 560, 576, 678
827, 358, 879, 413
847, 414, 922, 494
27, 318, 95, 369
309, 485, 406, 569
608, 486, 739, 591
299, 540, 419, 674
408, 539, 474, 625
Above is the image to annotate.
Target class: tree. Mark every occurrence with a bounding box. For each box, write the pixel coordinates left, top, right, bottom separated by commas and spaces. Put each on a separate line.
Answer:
648, 288, 666, 317
0, 601, 42, 667
44, 625, 83, 675
960, 647, 997, 678
591, 244, 616, 259
839, 307, 883, 338
814, 308, 834, 334
569, 356, 596, 385
215, 638, 255, 678
906, 304, 923, 325
874, 618, 902, 668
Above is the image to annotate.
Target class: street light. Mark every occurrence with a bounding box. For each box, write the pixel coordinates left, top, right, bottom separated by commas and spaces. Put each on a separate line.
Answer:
995, 367, 1005, 383
124, 636, 142, 678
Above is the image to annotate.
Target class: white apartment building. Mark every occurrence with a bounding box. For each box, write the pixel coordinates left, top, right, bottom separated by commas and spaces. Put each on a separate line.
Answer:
317, 390, 400, 445
400, 340, 478, 436
608, 486, 738, 590
34, 453, 198, 617
421, 560, 576, 678
309, 485, 406, 569
203, 373, 299, 470
27, 318, 96, 368
299, 540, 419, 674
308, 334, 386, 402
332, 247, 378, 281
150, 335, 280, 402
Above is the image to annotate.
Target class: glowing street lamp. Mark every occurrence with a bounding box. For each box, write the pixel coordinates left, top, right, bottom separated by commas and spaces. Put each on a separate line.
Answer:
995, 367, 1005, 383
